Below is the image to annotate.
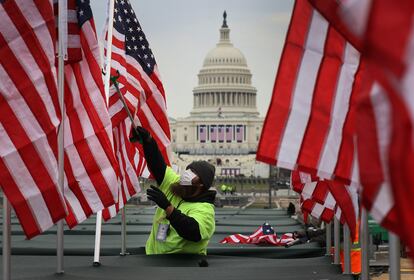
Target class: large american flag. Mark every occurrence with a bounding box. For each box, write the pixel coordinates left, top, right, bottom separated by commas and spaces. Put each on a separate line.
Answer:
58, 0, 120, 227
309, 0, 414, 256
103, 0, 171, 218
0, 0, 67, 239
106, 0, 171, 152
0, 0, 120, 237
256, 0, 363, 185
256, 0, 361, 238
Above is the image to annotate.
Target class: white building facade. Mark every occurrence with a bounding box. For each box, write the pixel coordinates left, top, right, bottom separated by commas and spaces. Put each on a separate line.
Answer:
170, 12, 268, 178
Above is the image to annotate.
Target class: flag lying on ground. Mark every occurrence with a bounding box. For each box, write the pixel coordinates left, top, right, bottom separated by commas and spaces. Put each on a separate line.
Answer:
102, 0, 171, 219
220, 223, 295, 246
310, 0, 414, 257
60, 0, 120, 227
256, 0, 363, 185
0, 0, 67, 239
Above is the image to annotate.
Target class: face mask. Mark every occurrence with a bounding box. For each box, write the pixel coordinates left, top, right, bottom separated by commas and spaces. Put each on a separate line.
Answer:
180, 169, 197, 186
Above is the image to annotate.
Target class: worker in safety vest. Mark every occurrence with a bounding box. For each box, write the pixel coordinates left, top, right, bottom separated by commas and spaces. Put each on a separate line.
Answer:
131, 126, 216, 255
221, 184, 228, 195
227, 185, 233, 194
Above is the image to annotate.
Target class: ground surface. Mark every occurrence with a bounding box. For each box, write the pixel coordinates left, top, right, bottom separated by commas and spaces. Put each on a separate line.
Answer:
0, 207, 351, 280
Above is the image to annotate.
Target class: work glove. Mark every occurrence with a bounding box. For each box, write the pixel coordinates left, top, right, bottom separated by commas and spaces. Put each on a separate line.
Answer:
146, 185, 171, 210
130, 126, 151, 144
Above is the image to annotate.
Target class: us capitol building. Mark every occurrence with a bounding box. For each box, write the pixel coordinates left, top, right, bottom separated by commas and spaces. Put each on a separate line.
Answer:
169, 12, 268, 178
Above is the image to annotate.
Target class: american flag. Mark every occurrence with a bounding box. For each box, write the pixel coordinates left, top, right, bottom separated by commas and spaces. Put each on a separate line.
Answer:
210, 125, 217, 142
292, 171, 337, 223
292, 169, 358, 238
105, 0, 171, 155
60, 0, 120, 227
103, 0, 171, 218
0, 0, 67, 238
236, 125, 243, 143
199, 125, 207, 143
301, 199, 335, 223
218, 125, 225, 143
220, 223, 295, 246
310, 0, 414, 256
226, 125, 232, 143
256, 0, 363, 185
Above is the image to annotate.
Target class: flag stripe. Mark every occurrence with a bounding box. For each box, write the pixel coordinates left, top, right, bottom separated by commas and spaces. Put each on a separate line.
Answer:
296, 26, 345, 170
277, 9, 329, 169
0, 0, 68, 238
256, 0, 313, 165
0, 52, 63, 226
317, 43, 360, 178
0, 158, 41, 238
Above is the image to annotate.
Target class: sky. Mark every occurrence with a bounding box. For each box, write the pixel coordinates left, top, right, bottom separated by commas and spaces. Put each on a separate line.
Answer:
90, 0, 294, 118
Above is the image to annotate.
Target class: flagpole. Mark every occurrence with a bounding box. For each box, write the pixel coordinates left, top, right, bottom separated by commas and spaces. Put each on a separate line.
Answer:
389, 233, 401, 280
333, 218, 340, 265
93, 211, 103, 266
103, 0, 115, 106
343, 224, 351, 274
120, 207, 128, 256
57, 0, 67, 274
325, 222, 332, 256
3, 194, 11, 280
93, 0, 115, 266
361, 208, 370, 280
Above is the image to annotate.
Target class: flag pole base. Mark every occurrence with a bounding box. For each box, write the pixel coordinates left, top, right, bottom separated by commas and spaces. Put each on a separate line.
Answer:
120, 252, 130, 256
92, 262, 101, 267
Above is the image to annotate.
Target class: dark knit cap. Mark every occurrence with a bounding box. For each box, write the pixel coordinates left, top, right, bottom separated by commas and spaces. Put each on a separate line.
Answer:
186, 161, 215, 190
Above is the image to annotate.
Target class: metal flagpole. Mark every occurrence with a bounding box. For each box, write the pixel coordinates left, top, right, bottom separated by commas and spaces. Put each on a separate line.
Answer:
57, 0, 67, 274
333, 217, 340, 264
93, 0, 115, 266
325, 222, 332, 256
361, 208, 370, 280
343, 224, 351, 274
120, 208, 128, 256
93, 211, 103, 266
389, 233, 401, 280
103, 0, 115, 106
3, 194, 11, 280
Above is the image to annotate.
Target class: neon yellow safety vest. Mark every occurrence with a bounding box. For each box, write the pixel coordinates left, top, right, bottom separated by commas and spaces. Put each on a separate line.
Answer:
145, 167, 215, 255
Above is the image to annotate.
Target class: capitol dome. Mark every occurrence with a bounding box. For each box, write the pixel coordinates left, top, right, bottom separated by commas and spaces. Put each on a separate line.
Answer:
203, 41, 248, 68
191, 11, 258, 118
